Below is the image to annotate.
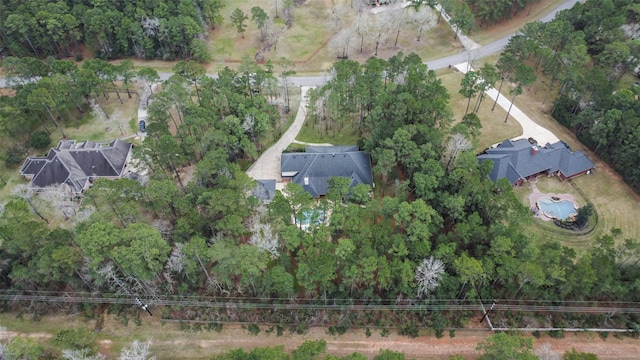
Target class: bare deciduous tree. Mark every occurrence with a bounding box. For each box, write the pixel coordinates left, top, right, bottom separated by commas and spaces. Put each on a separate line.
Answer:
330, 5, 349, 34
249, 221, 280, 259
62, 348, 107, 360
165, 243, 185, 274
372, 11, 395, 56
119, 340, 155, 360
534, 342, 560, 360
96, 263, 159, 300
415, 256, 445, 298
355, 12, 370, 54
444, 133, 473, 173
328, 29, 354, 59
407, 7, 437, 42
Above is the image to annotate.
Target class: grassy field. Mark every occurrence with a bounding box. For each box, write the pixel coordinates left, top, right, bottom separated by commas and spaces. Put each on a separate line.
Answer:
134, 0, 463, 75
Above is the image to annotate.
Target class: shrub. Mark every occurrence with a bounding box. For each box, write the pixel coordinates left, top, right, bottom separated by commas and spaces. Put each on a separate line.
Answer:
247, 324, 260, 335
30, 130, 51, 149
548, 329, 564, 339
291, 322, 307, 335
399, 323, 419, 338
207, 322, 223, 333
5, 147, 24, 167
52, 328, 97, 353
328, 325, 347, 336
574, 203, 594, 228
431, 311, 448, 339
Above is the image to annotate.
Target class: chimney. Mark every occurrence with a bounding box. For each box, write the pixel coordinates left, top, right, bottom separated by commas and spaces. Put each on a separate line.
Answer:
531, 146, 538, 155
304, 177, 309, 186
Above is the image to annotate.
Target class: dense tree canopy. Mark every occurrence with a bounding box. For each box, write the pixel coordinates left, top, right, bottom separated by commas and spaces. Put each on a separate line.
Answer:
494, 0, 640, 192
0, 0, 223, 61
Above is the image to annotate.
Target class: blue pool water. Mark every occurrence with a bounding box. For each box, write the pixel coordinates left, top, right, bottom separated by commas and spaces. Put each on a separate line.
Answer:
538, 198, 577, 220
295, 209, 326, 226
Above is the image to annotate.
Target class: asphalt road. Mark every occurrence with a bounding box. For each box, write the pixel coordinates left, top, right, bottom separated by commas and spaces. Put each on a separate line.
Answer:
0, 0, 582, 89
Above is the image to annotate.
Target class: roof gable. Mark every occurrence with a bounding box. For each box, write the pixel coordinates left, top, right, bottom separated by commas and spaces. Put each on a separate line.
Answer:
558, 151, 595, 177
253, 179, 276, 201
68, 150, 118, 177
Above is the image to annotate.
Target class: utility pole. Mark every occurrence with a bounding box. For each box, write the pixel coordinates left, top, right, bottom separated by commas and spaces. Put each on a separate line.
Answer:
136, 297, 153, 316
479, 299, 496, 324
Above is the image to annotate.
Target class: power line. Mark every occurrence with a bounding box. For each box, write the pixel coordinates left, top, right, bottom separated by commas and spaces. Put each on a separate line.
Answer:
2, 291, 640, 314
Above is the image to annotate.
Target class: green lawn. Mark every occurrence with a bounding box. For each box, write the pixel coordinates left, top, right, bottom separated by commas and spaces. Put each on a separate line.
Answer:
295, 120, 360, 145
513, 177, 599, 253
438, 69, 522, 151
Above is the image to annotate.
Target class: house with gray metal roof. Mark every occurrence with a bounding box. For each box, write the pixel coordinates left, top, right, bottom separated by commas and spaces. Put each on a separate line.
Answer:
477, 139, 594, 186
281, 146, 373, 198
20, 139, 133, 196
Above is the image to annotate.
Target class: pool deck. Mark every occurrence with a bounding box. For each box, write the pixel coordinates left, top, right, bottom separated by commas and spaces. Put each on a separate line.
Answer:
527, 177, 579, 221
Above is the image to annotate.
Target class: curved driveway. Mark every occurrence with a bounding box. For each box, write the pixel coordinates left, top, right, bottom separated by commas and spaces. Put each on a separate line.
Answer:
245, 87, 312, 185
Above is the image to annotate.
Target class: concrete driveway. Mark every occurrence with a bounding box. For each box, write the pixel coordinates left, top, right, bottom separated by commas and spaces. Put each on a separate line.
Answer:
454, 62, 560, 146
246, 86, 313, 187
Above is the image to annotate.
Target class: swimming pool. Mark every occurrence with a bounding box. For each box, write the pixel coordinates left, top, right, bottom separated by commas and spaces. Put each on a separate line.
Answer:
295, 209, 326, 226
537, 198, 577, 220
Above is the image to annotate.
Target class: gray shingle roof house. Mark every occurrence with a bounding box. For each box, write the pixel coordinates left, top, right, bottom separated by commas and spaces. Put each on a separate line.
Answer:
477, 139, 594, 186
281, 146, 373, 198
253, 179, 276, 202
20, 139, 133, 195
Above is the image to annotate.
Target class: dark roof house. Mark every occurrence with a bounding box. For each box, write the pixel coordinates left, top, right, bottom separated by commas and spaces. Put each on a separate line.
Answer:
281, 146, 373, 198
253, 179, 277, 202
477, 139, 594, 186
21, 139, 133, 195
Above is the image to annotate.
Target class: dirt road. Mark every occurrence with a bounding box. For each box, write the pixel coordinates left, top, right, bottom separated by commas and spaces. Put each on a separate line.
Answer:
4, 319, 640, 359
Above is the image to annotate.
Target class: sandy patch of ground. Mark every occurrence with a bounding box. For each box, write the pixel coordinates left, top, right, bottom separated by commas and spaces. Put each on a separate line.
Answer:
4, 324, 640, 360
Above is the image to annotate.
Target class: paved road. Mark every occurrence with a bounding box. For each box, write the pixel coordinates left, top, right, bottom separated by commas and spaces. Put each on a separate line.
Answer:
425, 0, 583, 70
0, 1, 582, 89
